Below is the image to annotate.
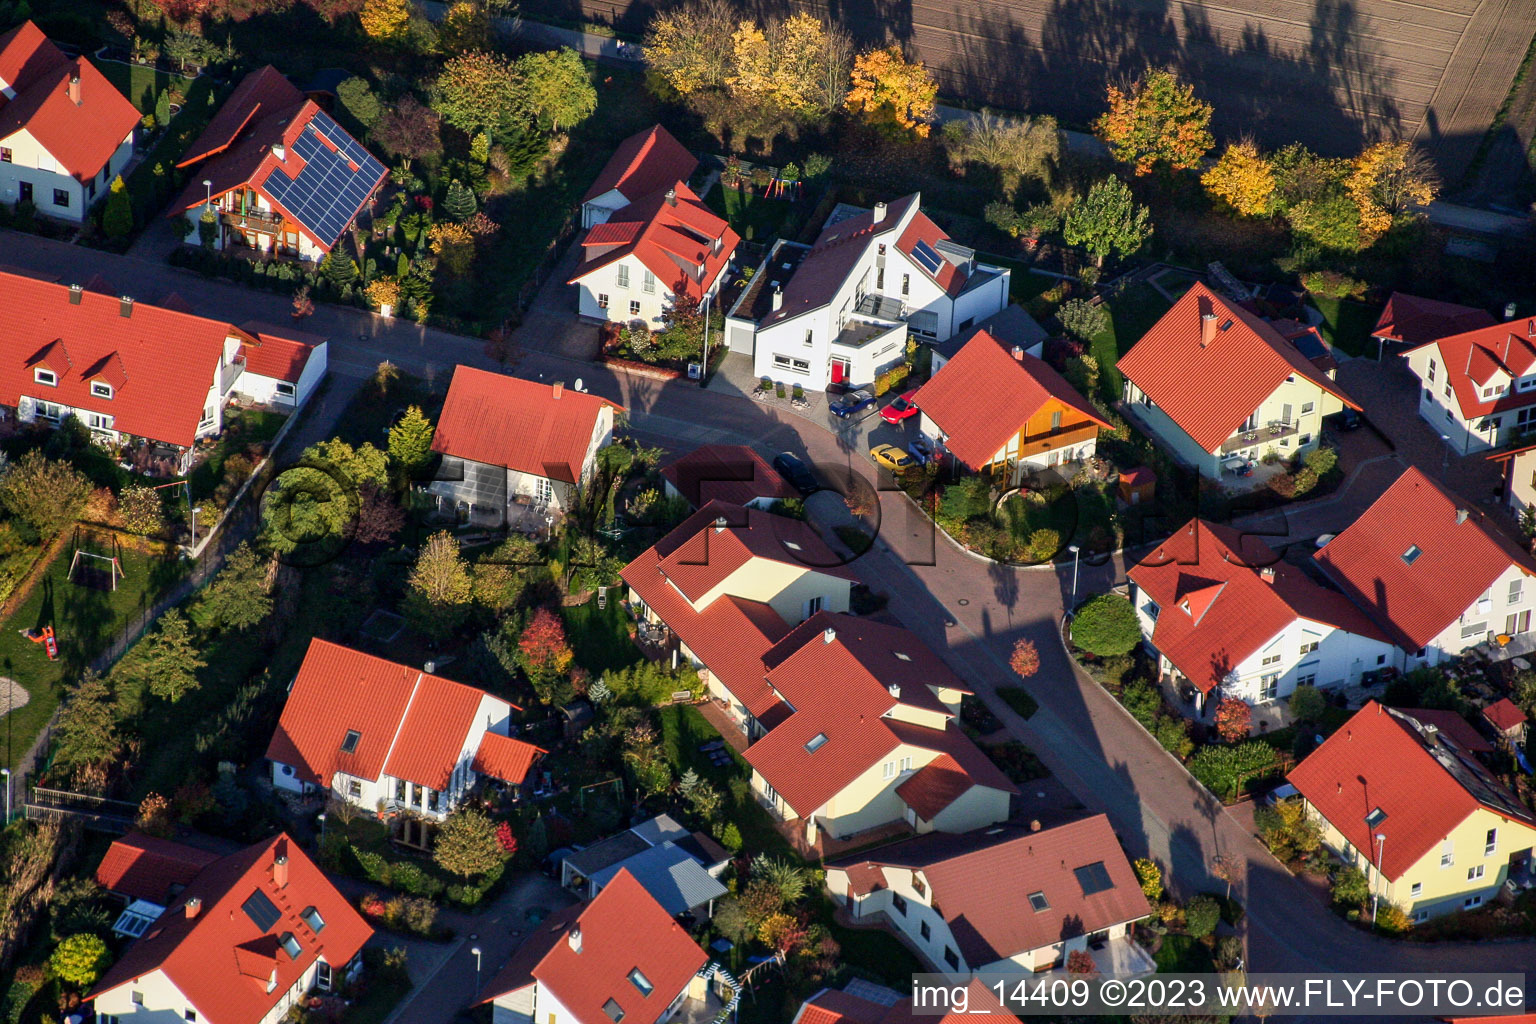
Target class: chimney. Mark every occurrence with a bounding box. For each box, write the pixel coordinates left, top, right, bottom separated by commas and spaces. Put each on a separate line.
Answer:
712, 235, 722, 255
665, 187, 677, 207
887, 682, 900, 698
1504, 302, 1517, 320
552, 380, 563, 400
68, 284, 82, 305
271, 143, 286, 161
67, 74, 81, 106
568, 926, 582, 954
1011, 345, 1024, 362
1260, 566, 1276, 583
185, 896, 202, 919
424, 660, 436, 674
1030, 819, 1041, 832
714, 515, 728, 534
273, 853, 289, 889
1200, 311, 1218, 347
771, 286, 783, 312
872, 201, 887, 224
119, 296, 133, 318
822, 626, 836, 644
1456, 508, 1469, 525
1528, 319, 1534, 338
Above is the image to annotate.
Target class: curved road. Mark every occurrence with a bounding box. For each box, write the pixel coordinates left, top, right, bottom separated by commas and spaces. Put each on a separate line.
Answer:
3, 228, 1533, 1014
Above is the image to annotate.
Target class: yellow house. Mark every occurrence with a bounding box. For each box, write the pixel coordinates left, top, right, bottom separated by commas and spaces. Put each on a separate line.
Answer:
1289, 702, 1536, 922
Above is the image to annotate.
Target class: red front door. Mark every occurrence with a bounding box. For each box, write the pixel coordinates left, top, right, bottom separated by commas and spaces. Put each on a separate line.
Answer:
831, 358, 849, 384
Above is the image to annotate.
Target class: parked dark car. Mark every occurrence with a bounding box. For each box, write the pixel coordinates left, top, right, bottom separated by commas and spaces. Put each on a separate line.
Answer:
1326, 407, 1363, 431
772, 452, 819, 495
830, 389, 875, 419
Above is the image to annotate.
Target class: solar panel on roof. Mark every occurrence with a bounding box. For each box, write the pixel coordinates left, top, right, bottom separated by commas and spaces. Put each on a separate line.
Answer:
1073, 861, 1114, 896
911, 240, 943, 275
242, 888, 281, 931
263, 111, 385, 248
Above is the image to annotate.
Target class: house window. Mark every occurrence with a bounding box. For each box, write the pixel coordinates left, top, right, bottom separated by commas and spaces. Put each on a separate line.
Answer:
1468, 865, 1485, 881
315, 961, 332, 991
1299, 434, 1312, 446
275, 382, 296, 398
1028, 891, 1049, 912
1295, 672, 1317, 687
36, 401, 64, 422
603, 999, 625, 1023
1301, 402, 1314, 415
597, 293, 609, 309
1410, 882, 1422, 897
346, 779, 363, 799
900, 756, 912, 772
427, 788, 439, 812
395, 779, 406, 802
629, 300, 641, 316
912, 877, 925, 898
18, 181, 31, 202
1365, 807, 1387, 828
87, 413, 112, 431
91, 381, 113, 399
1486, 828, 1498, 856
642, 270, 655, 294
891, 893, 907, 915
1506, 611, 1530, 636
1299, 641, 1319, 656
920, 920, 931, 940
944, 947, 959, 970
804, 732, 828, 753
34, 368, 56, 387
804, 330, 814, 347
302, 906, 325, 933
1460, 621, 1487, 640
1259, 675, 1280, 700
882, 761, 896, 780
1427, 359, 1437, 382
901, 274, 910, 297
279, 932, 302, 958
0, 148, 9, 162
1440, 840, 1454, 867
616, 265, 629, 289
628, 968, 654, 996
1402, 545, 1422, 565
53, 189, 69, 208
1412, 909, 1430, 923
1510, 579, 1525, 605
132, 992, 144, 1005
1443, 382, 1453, 400
341, 730, 361, 754
772, 354, 811, 373
185, 1013, 197, 1022
1463, 894, 1483, 909
1262, 652, 1282, 666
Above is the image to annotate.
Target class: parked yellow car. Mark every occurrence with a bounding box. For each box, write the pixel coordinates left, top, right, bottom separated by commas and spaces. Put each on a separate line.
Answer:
870, 444, 916, 473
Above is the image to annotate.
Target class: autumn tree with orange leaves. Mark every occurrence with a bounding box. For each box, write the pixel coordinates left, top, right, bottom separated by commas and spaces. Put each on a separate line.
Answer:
516, 608, 575, 703
1345, 139, 1438, 241
1201, 139, 1277, 217
1095, 68, 1213, 175
845, 46, 937, 137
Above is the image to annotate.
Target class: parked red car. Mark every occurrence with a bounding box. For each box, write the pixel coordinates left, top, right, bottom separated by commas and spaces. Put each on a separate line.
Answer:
880, 390, 920, 424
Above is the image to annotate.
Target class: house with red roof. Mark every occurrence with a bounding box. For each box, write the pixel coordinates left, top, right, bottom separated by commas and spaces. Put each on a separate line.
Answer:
1288, 702, 1536, 922
793, 979, 1016, 1024
1372, 292, 1496, 350
1402, 315, 1536, 453
912, 327, 1110, 484
1127, 518, 1397, 715
620, 503, 1013, 846
0, 270, 325, 474
171, 66, 387, 262
424, 367, 622, 523
826, 815, 1152, 978
1313, 466, 1536, 667
1482, 697, 1528, 747
0, 21, 139, 222
659, 444, 798, 510
235, 320, 327, 407
1118, 283, 1359, 478
90, 833, 371, 1024
266, 639, 544, 818
724, 192, 1011, 391
580, 123, 697, 228
480, 869, 734, 1024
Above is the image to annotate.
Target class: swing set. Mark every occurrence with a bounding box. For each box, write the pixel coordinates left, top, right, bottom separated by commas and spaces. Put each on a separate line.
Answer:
67, 527, 127, 591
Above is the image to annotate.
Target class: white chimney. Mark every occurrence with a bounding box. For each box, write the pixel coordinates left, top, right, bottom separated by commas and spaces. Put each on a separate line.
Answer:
68, 284, 82, 305
568, 926, 582, 953
424, 660, 436, 674
552, 381, 563, 400
1504, 302, 1517, 320
1456, 508, 1469, 524
887, 682, 900, 698
665, 187, 677, 207
119, 296, 134, 318
714, 515, 728, 534
271, 143, 285, 160
771, 286, 783, 312
822, 626, 836, 644
185, 896, 202, 919
872, 201, 887, 224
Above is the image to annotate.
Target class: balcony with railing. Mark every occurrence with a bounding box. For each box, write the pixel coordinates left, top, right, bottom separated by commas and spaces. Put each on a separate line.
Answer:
1016, 421, 1101, 459
833, 316, 906, 351
219, 354, 246, 395
1220, 420, 1300, 454
221, 208, 285, 235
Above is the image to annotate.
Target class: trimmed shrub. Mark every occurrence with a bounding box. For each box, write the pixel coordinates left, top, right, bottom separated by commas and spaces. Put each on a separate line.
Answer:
1071, 593, 1141, 656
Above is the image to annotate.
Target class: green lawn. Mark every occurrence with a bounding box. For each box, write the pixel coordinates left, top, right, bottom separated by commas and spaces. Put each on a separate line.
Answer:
704, 183, 806, 245
3, 542, 186, 777
1086, 282, 1175, 405
121, 73, 223, 229
562, 597, 641, 677
978, 255, 1059, 306
188, 406, 290, 501
1309, 296, 1383, 358
95, 59, 197, 116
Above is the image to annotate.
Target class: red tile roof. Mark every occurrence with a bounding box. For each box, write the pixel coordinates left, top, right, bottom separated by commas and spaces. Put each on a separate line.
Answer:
237, 320, 323, 381
893, 755, 973, 821
1397, 708, 1494, 754
1129, 518, 1393, 693
1483, 697, 1527, 733
471, 732, 545, 785
432, 367, 622, 485
96, 833, 220, 905
478, 904, 584, 1005
912, 328, 1110, 470
1, 271, 245, 448
1313, 467, 1536, 649
178, 65, 303, 168
829, 816, 1150, 965
266, 639, 519, 791
568, 181, 739, 304
895, 211, 964, 295
1373, 292, 1496, 347
1288, 702, 1536, 880
90, 834, 372, 1024
1402, 319, 1536, 420
0, 23, 139, 181
1117, 283, 1360, 452
660, 444, 798, 508
796, 981, 1015, 1024
583, 124, 698, 205
530, 869, 708, 1024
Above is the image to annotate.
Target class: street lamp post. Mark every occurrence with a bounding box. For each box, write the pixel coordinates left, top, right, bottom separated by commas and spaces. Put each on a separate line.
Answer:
317, 812, 326, 844
1371, 833, 1386, 926
1440, 434, 1451, 476
1, 768, 9, 826
202, 179, 212, 207
699, 292, 711, 388
470, 945, 483, 995
1068, 544, 1081, 610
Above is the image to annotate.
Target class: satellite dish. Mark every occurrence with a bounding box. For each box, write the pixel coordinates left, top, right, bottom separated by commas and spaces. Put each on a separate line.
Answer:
575, 378, 584, 392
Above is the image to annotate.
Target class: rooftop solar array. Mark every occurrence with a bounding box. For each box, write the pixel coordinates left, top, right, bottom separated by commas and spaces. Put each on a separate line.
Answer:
1073, 860, 1114, 896
242, 887, 282, 931
910, 240, 944, 276
263, 109, 385, 248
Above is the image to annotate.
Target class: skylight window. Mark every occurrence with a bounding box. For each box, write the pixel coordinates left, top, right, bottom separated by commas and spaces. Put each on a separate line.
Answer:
1365, 807, 1387, 828
340, 730, 361, 754
893, 652, 912, 662
782, 540, 802, 551
628, 967, 654, 996
1402, 545, 1423, 565
1028, 891, 1050, 912
301, 906, 325, 933
279, 932, 302, 959
242, 889, 281, 931
603, 999, 626, 1023
804, 732, 829, 753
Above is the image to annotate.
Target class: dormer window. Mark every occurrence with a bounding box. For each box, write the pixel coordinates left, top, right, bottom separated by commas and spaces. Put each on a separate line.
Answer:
34, 368, 56, 387
91, 381, 113, 399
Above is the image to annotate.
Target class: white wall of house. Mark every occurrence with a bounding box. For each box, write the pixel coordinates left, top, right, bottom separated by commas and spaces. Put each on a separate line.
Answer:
1404, 344, 1536, 455
0, 126, 133, 222
926, 785, 1012, 834
233, 341, 328, 408
185, 189, 328, 262
830, 865, 973, 974
491, 982, 536, 1024
95, 969, 206, 1024
1501, 450, 1536, 515
532, 981, 576, 1024
575, 254, 727, 326
1420, 563, 1536, 664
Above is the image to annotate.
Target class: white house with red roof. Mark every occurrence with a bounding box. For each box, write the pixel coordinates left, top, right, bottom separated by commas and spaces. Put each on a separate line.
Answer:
724, 192, 1010, 391
0, 21, 138, 221
425, 367, 621, 523
912, 327, 1110, 483
569, 124, 736, 326
1313, 466, 1536, 666
826, 815, 1152, 978
171, 66, 386, 262
1289, 702, 1536, 921
233, 320, 328, 407
1403, 315, 1536, 453
91, 833, 371, 1024
1371, 292, 1495, 351
480, 869, 734, 1024
1118, 283, 1359, 477
1127, 518, 1398, 714
265, 639, 544, 818
0, 270, 325, 474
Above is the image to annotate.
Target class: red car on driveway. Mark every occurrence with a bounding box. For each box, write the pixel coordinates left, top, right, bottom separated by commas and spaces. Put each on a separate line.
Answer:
880, 390, 920, 424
